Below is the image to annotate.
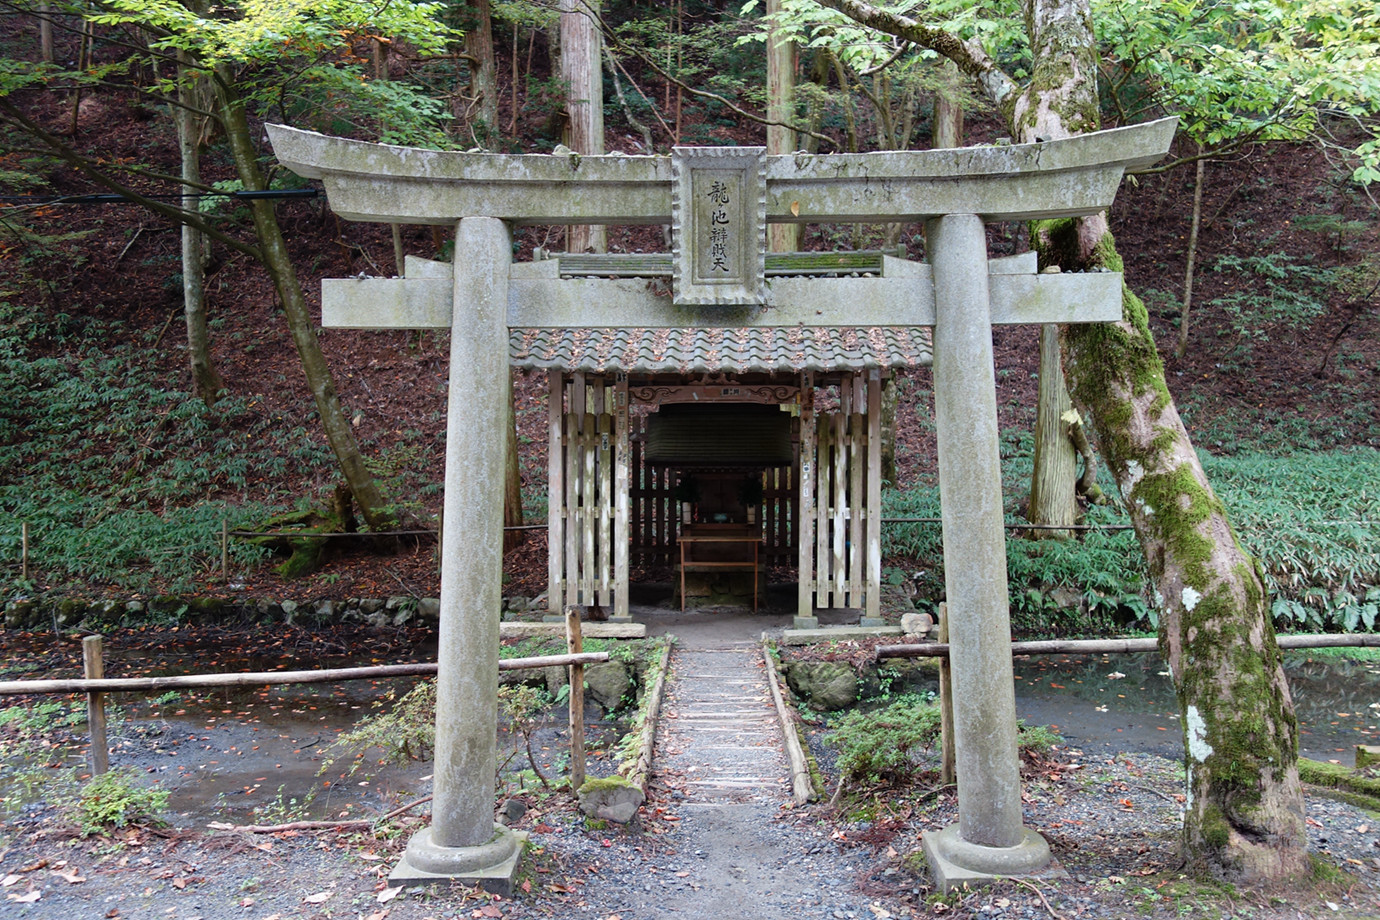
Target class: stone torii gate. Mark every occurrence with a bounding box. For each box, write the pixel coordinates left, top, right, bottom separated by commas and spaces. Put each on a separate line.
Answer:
267, 118, 1175, 892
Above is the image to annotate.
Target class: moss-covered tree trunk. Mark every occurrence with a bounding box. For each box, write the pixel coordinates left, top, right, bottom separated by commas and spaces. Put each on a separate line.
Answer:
814, 0, 1307, 883
215, 77, 398, 534
1017, 0, 1306, 882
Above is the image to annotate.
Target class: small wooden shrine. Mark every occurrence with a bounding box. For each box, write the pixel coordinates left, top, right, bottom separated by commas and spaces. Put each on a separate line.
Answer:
516, 248, 933, 622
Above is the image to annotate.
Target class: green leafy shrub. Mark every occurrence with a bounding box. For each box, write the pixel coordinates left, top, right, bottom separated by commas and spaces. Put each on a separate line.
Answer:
0, 300, 316, 595
1017, 721, 1063, 754
323, 679, 438, 771
319, 679, 556, 792
1202, 449, 1380, 631
885, 442, 1380, 634
59, 768, 169, 836
1206, 250, 1336, 344
825, 697, 941, 786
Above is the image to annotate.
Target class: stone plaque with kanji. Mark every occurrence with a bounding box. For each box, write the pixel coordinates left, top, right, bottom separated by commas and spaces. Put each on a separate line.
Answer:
671, 146, 766, 306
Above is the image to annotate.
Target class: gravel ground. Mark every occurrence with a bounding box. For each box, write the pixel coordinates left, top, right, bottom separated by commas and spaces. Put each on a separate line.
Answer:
5, 627, 1380, 919
5, 750, 1378, 919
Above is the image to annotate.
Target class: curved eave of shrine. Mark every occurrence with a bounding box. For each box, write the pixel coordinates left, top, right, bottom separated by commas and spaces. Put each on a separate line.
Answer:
265, 118, 1177, 227
508, 326, 932, 375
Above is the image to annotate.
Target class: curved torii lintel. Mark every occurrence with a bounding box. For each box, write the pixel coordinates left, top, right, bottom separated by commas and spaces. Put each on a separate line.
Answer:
265, 118, 1176, 227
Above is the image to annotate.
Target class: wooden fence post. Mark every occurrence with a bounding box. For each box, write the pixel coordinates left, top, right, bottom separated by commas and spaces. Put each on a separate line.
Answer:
937, 602, 955, 785
82, 635, 109, 775
566, 606, 586, 794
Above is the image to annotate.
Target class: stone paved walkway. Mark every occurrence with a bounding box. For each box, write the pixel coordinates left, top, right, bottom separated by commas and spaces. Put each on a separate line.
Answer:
658, 646, 788, 805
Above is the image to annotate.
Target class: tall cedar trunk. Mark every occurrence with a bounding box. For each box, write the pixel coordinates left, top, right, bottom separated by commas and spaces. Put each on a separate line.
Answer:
561, 0, 606, 254
1027, 322, 1075, 535
464, 0, 499, 147
504, 370, 525, 552
766, 0, 800, 252
176, 45, 224, 405
1018, 0, 1306, 881
1176, 147, 1207, 359
214, 78, 397, 534
38, 2, 54, 63
371, 38, 408, 275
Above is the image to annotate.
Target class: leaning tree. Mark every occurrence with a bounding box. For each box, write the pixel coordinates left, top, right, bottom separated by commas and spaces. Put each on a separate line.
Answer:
809, 0, 1315, 882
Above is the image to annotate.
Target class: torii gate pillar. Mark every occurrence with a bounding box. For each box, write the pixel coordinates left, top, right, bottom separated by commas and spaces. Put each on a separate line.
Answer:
925, 214, 1050, 880
390, 218, 526, 888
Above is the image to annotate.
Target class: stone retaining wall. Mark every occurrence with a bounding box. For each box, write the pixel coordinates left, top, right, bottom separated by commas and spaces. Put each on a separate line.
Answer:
2, 592, 548, 630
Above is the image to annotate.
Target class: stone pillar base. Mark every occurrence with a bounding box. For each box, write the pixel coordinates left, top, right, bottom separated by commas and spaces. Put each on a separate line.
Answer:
920, 824, 1058, 893
390, 825, 527, 895
792, 616, 819, 629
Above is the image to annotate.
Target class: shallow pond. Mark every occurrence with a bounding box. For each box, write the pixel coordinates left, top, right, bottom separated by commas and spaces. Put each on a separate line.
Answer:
1012, 650, 1380, 765
0, 626, 627, 825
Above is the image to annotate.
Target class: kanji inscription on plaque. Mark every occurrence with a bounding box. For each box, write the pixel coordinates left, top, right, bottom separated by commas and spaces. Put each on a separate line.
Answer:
671, 146, 766, 306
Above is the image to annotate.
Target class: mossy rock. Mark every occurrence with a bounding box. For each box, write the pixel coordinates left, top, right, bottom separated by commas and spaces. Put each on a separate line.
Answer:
577, 775, 645, 824
783, 660, 858, 711
1298, 757, 1380, 811
584, 660, 633, 711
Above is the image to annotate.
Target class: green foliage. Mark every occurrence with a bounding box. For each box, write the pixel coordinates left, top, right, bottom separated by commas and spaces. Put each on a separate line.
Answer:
90, 0, 455, 64
497, 682, 553, 791
321, 678, 556, 792
737, 0, 1014, 151
608, 4, 767, 141
1097, 0, 1380, 184
323, 679, 438, 771
824, 696, 941, 786
0, 301, 315, 595
1017, 720, 1063, 753
0, 701, 81, 739
1200, 449, 1380, 631
888, 416, 1379, 633
1205, 250, 1337, 346
57, 767, 169, 837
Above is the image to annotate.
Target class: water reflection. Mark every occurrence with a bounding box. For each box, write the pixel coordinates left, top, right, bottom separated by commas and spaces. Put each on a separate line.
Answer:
1011, 651, 1380, 764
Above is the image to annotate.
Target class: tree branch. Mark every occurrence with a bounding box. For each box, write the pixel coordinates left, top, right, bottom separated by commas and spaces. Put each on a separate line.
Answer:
809, 0, 1018, 108
597, 17, 837, 147
0, 98, 263, 261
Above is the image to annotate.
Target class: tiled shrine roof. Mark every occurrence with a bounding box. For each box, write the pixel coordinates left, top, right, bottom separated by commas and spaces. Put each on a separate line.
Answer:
510, 325, 933, 374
